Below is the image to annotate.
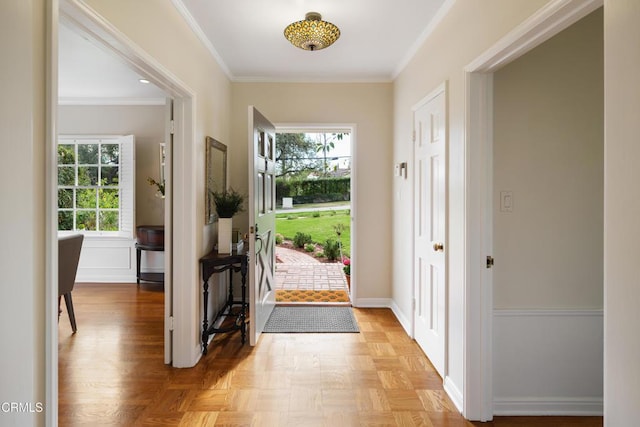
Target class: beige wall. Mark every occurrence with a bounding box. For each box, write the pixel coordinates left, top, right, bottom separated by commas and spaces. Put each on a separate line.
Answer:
58, 104, 167, 227
84, 0, 232, 255
604, 0, 640, 423
7, 1, 640, 424
231, 82, 393, 299
393, 0, 550, 397
0, 0, 47, 425
493, 9, 603, 309
80, 0, 233, 367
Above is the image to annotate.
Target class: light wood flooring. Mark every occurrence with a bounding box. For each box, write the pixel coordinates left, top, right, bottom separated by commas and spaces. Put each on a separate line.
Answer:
58, 283, 603, 426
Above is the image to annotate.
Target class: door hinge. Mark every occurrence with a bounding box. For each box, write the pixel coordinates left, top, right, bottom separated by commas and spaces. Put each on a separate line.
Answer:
412, 297, 416, 312
169, 316, 174, 331
412, 129, 416, 143
486, 256, 495, 269
169, 120, 175, 135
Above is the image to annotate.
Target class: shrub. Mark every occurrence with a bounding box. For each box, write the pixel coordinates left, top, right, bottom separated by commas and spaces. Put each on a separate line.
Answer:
275, 233, 284, 245
293, 232, 313, 248
312, 211, 321, 218
276, 176, 350, 198
323, 238, 340, 261
304, 243, 315, 252
287, 215, 297, 220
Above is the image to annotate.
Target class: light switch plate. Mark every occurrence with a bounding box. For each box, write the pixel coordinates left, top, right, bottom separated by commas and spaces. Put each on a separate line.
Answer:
500, 191, 513, 212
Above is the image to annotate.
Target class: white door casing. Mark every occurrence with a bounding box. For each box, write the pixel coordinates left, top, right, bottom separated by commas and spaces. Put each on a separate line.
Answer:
163, 99, 173, 364
248, 106, 277, 346
413, 83, 448, 378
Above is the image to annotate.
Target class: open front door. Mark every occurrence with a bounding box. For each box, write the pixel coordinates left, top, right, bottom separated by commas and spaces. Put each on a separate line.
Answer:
248, 106, 277, 346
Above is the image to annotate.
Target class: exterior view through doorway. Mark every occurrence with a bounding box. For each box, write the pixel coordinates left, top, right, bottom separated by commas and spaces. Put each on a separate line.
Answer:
274, 131, 352, 305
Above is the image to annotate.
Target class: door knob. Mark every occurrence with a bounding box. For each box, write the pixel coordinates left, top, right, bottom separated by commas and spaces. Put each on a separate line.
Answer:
433, 242, 444, 252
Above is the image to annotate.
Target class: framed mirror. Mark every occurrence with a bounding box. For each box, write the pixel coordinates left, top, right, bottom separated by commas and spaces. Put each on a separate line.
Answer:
206, 137, 227, 224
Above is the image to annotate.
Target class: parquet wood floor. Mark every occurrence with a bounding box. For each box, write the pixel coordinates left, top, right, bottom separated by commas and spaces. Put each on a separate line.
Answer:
58, 283, 602, 427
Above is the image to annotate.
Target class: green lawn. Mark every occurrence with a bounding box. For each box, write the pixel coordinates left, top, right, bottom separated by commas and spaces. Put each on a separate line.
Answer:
278, 201, 350, 211
275, 210, 351, 256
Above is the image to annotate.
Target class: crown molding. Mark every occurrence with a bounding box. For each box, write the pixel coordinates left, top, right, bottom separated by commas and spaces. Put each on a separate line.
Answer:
392, 0, 457, 79
170, 0, 234, 81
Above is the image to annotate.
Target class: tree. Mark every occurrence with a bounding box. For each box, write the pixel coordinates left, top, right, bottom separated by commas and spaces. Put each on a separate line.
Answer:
315, 133, 343, 176
275, 133, 318, 178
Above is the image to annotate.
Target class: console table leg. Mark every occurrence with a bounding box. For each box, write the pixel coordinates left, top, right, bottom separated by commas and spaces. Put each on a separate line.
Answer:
228, 269, 234, 313
240, 260, 247, 344
202, 279, 209, 355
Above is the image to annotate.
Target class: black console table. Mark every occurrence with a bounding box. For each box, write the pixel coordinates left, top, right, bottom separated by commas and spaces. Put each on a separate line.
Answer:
199, 249, 248, 354
136, 225, 164, 285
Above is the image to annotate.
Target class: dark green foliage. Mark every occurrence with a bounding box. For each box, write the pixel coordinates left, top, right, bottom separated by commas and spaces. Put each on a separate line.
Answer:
57, 142, 123, 232
99, 211, 119, 231
293, 232, 313, 248
58, 145, 75, 164
211, 188, 245, 218
323, 239, 341, 261
275, 133, 319, 177
276, 177, 350, 205
58, 211, 73, 230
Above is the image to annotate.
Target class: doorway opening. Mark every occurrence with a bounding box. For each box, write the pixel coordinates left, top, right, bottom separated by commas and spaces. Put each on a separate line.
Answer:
51, 8, 200, 422
274, 130, 353, 305
464, 3, 603, 420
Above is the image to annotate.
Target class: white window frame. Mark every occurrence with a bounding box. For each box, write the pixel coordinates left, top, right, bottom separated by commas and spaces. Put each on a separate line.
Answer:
57, 135, 135, 239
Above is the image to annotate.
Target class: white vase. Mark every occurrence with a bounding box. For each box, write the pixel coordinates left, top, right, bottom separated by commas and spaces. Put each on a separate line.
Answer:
217, 217, 233, 254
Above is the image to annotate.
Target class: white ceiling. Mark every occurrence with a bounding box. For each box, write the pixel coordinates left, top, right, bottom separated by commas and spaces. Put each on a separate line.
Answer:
176, 0, 448, 82
58, 0, 449, 101
58, 23, 167, 103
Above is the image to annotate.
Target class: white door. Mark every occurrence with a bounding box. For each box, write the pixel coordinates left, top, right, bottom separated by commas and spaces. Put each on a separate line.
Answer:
248, 106, 277, 346
413, 85, 447, 377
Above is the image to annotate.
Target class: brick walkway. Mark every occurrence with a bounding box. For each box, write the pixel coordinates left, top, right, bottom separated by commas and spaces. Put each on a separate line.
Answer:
275, 246, 349, 292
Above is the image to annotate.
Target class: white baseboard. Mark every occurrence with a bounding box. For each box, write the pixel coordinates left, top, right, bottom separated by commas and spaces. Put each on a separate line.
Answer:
493, 308, 603, 416
444, 376, 464, 412
140, 267, 164, 273
390, 300, 413, 337
352, 298, 392, 308
494, 397, 603, 416
76, 275, 137, 283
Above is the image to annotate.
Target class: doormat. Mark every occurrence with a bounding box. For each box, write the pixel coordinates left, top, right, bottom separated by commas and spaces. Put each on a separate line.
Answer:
263, 306, 359, 333
275, 289, 350, 303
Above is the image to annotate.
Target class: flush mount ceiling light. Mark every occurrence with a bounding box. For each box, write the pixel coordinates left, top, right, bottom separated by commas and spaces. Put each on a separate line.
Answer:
284, 12, 340, 51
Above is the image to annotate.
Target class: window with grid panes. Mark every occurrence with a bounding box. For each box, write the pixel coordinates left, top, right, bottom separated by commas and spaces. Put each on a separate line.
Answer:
57, 136, 134, 236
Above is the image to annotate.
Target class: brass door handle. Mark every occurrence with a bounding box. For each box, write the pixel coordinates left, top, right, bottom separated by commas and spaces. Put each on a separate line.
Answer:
433, 242, 444, 252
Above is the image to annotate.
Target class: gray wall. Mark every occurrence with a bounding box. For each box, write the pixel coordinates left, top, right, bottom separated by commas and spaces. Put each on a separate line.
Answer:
493, 8, 603, 310
491, 9, 604, 410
